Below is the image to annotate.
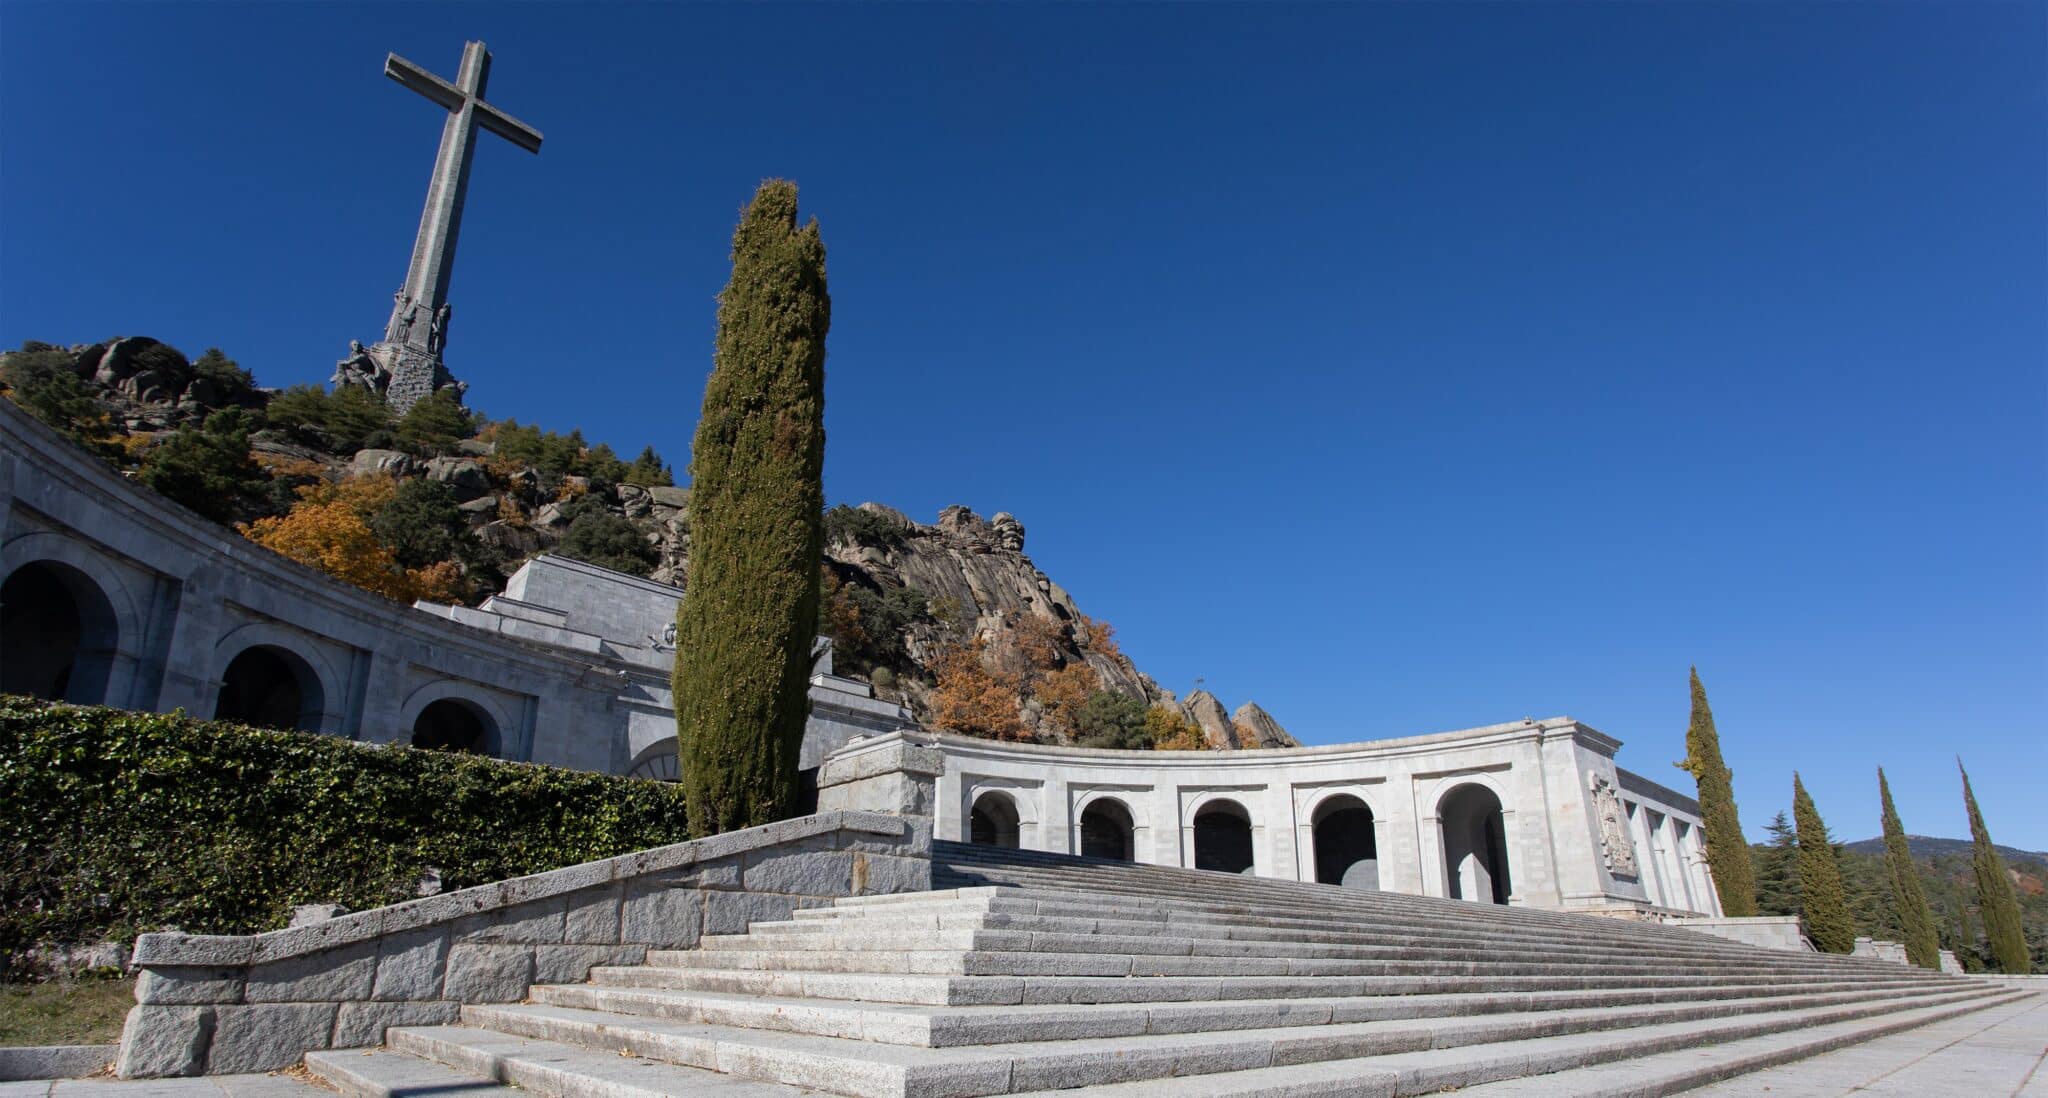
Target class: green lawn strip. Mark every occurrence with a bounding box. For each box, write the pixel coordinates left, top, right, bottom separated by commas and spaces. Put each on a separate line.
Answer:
0, 978, 134, 1047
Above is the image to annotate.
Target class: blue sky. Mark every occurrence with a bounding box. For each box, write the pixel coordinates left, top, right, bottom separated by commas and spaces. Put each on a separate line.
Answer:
2, 2, 2041, 849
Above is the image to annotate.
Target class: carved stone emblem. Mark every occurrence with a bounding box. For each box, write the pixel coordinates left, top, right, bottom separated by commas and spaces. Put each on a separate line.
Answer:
1590, 772, 1638, 877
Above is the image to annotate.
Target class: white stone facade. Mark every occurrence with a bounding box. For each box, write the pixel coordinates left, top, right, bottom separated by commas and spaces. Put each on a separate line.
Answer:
911, 718, 1723, 916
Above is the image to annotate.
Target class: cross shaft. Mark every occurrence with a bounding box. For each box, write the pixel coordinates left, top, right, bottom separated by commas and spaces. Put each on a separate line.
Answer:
382, 40, 542, 351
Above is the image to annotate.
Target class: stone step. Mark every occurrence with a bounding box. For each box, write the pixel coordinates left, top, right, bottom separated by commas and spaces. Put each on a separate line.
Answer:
767, 905, 1830, 968
384, 1024, 810, 1097
1449, 989, 2042, 1096
994, 988, 2028, 1097
638, 944, 1907, 981
304, 1045, 514, 1098
590, 963, 1959, 1007
815, 884, 1845, 965
428, 985, 2002, 1097
528, 976, 1975, 1049
705, 920, 1885, 972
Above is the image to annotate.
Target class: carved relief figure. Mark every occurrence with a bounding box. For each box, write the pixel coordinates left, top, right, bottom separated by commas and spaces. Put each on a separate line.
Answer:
1590, 773, 1638, 877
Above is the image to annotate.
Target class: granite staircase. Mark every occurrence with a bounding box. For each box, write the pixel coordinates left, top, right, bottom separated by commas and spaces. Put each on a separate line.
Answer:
307, 840, 2029, 1098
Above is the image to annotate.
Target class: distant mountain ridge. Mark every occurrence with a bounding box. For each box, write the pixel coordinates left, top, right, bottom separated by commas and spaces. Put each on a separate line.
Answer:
1842, 834, 2048, 866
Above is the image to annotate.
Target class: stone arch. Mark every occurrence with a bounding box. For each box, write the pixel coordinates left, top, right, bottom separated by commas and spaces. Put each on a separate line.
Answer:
1076, 796, 1136, 862
1192, 797, 1256, 875
626, 738, 680, 781
398, 682, 510, 756
214, 646, 326, 732
1439, 782, 1513, 904
968, 790, 1021, 848
0, 557, 123, 704
1311, 793, 1379, 890
210, 624, 342, 733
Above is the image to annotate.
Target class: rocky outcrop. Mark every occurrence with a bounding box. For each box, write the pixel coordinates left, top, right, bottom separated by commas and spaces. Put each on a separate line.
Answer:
1182, 691, 1243, 750
1232, 701, 1302, 749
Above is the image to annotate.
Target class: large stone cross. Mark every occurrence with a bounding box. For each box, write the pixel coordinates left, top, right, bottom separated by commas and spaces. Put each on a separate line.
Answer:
376, 41, 542, 406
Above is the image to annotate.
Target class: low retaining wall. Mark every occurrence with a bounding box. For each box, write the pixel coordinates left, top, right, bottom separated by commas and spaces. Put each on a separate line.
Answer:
0, 1045, 115, 1082
116, 810, 930, 1077
1663, 914, 1813, 952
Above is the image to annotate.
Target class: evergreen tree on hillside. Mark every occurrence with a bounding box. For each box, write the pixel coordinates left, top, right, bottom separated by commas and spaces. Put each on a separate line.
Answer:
1878, 767, 1943, 969
1960, 760, 2031, 974
1753, 811, 1799, 916
1792, 773, 1856, 954
1677, 668, 1757, 915
672, 180, 830, 837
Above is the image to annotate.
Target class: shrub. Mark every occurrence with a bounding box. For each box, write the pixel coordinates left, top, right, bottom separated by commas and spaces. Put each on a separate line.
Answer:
138, 408, 266, 522
1146, 705, 1206, 751
1070, 691, 1150, 750
394, 388, 475, 457
0, 698, 689, 973
264, 384, 392, 453
190, 348, 256, 404
624, 446, 674, 487
557, 497, 657, 576
0, 346, 120, 459
928, 640, 1027, 741
824, 504, 905, 548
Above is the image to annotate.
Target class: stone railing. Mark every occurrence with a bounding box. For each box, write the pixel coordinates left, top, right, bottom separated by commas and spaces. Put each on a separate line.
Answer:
117, 809, 930, 1077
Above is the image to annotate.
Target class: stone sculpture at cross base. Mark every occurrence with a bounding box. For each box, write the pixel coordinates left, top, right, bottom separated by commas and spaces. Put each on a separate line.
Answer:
332, 39, 542, 415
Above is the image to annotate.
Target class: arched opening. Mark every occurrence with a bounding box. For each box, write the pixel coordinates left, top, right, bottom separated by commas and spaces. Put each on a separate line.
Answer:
0, 561, 119, 704
214, 645, 324, 732
969, 792, 1021, 848
412, 698, 493, 754
1441, 783, 1513, 904
1078, 799, 1134, 862
627, 742, 680, 781
1193, 799, 1255, 875
1312, 795, 1378, 889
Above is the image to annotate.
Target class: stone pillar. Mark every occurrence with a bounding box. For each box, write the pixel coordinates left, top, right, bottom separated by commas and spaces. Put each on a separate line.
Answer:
816, 732, 941, 822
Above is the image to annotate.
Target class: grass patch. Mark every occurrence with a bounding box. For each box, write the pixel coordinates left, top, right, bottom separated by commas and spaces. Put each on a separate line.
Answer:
0, 978, 133, 1047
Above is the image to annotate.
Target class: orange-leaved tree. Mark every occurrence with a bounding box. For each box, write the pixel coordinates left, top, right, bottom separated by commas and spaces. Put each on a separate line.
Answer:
241, 475, 463, 603
928, 640, 1028, 741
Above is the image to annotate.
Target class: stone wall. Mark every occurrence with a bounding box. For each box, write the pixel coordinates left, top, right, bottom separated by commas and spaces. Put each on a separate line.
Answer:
115, 810, 931, 1077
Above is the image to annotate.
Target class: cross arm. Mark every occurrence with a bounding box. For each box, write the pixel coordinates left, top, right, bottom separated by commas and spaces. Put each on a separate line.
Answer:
385, 53, 465, 111
476, 102, 543, 154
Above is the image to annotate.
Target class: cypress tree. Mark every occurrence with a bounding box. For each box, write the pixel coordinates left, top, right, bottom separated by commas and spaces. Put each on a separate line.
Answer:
1677, 668, 1757, 915
1959, 760, 2031, 974
672, 180, 830, 837
1791, 773, 1856, 954
1877, 767, 1942, 970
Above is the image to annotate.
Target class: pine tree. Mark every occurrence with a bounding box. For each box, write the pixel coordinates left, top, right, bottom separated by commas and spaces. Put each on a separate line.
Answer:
1878, 767, 1942, 969
1791, 773, 1856, 954
1960, 759, 2031, 974
672, 180, 830, 838
1753, 811, 1799, 916
1677, 668, 1757, 915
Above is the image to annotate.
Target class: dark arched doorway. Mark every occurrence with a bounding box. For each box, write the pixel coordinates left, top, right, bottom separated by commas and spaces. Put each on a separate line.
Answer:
1078, 799, 1134, 862
1313, 795, 1378, 889
0, 561, 119, 704
1441, 783, 1512, 904
412, 698, 493, 754
214, 646, 324, 731
969, 792, 1021, 848
1193, 799, 1255, 875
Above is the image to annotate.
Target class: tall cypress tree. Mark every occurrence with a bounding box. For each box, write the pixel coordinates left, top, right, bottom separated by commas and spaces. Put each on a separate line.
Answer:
1791, 773, 1856, 954
1959, 760, 2031, 974
1877, 767, 1942, 970
1677, 668, 1757, 915
673, 180, 830, 837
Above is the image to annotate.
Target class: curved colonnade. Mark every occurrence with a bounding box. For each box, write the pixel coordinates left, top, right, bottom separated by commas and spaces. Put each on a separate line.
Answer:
933, 721, 1720, 915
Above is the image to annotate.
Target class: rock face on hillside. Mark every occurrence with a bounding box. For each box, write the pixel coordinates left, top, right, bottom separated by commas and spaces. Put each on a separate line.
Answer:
2, 336, 1303, 751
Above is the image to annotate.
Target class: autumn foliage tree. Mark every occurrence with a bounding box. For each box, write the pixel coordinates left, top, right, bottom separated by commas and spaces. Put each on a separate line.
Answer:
241, 475, 463, 603
928, 640, 1028, 741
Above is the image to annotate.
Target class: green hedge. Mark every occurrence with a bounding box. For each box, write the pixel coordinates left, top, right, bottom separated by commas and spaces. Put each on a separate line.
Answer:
0, 698, 688, 974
